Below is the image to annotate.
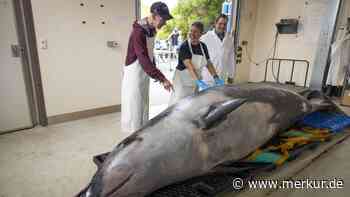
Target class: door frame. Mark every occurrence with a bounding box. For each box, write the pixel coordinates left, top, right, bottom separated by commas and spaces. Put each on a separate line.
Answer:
135, 0, 141, 19
8, 0, 48, 131
19, 0, 48, 126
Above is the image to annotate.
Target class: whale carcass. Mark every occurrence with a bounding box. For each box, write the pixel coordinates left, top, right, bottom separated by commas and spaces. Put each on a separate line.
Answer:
77, 83, 339, 197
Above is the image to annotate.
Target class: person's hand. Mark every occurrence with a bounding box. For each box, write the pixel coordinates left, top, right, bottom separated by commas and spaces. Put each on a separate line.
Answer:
195, 80, 210, 92
214, 77, 225, 86
162, 79, 174, 92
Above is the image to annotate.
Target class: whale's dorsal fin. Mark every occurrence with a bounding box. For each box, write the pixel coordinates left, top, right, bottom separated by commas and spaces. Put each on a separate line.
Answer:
193, 99, 247, 130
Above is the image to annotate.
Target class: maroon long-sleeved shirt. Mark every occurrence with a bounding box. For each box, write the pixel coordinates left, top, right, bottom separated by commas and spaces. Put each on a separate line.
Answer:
125, 22, 166, 82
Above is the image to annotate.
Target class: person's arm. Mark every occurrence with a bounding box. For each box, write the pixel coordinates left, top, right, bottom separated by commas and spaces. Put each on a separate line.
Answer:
208, 61, 224, 86
202, 43, 218, 77
206, 61, 219, 78
132, 28, 166, 82
132, 28, 173, 91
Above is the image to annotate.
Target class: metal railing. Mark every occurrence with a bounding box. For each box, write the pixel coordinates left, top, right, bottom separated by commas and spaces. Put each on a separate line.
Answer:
264, 58, 310, 87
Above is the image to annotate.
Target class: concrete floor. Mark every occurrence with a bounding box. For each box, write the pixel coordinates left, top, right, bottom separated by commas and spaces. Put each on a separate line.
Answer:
0, 58, 175, 197
1, 109, 350, 197
268, 137, 350, 197
0, 113, 127, 197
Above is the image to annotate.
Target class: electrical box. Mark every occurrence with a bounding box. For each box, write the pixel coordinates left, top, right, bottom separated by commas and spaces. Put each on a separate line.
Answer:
276, 18, 299, 34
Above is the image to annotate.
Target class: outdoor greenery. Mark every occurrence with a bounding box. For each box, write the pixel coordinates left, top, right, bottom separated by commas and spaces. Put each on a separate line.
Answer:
142, 0, 225, 40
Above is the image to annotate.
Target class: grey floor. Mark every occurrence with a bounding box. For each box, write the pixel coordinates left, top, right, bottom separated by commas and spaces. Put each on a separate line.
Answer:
0, 113, 127, 197
1, 110, 350, 197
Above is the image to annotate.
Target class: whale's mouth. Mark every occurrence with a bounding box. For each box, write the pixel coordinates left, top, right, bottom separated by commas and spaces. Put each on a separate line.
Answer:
75, 172, 134, 197
75, 184, 91, 197
104, 173, 134, 197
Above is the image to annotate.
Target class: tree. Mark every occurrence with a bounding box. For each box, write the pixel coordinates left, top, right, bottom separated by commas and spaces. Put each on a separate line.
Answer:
157, 0, 225, 40
141, 1, 150, 19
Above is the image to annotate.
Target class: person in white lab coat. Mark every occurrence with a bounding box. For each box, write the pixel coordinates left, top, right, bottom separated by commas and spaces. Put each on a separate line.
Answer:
201, 14, 236, 85
121, 2, 173, 133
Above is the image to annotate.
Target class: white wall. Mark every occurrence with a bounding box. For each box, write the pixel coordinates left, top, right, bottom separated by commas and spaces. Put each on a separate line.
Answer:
31, 0, 135, 117
235, 0, 258, 83
247, 0, 328, 86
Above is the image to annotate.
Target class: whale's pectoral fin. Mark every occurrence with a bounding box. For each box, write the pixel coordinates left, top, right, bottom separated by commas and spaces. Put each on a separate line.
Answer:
193, 99, 247, 130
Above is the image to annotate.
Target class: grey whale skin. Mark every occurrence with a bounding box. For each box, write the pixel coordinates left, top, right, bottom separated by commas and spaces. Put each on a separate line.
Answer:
78, 83, 337, 197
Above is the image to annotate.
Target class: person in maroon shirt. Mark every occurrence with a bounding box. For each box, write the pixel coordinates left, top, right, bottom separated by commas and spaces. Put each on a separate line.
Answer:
121, 2, 173, 133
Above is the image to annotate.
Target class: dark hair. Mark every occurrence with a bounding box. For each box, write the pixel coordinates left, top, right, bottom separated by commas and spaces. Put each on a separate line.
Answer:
191, 21, 204, 33
215, 14, 228, 23
150, 1, 173, 20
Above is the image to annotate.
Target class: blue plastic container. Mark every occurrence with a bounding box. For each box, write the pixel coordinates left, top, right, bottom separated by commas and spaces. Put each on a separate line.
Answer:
301, 112, 350, 133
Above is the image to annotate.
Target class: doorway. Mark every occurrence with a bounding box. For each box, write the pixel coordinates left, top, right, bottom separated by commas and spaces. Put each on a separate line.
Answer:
140, 0, 236, 118
0, 0, 46, 134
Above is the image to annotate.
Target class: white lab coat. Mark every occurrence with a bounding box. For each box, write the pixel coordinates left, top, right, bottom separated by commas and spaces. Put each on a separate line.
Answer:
326, 29, 350, 86
201, 30, 236, 85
